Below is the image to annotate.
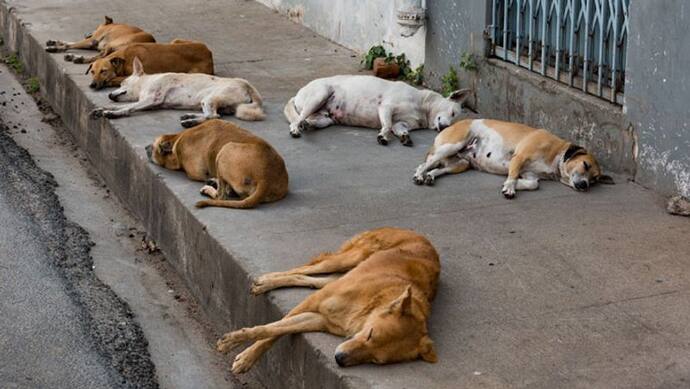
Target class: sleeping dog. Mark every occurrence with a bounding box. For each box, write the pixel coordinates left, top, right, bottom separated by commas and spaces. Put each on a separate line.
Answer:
284, 75, 471, 146
46, 16, 155, 64
91, 57, 265, 126
413, 119, 614, 198
86, 40, 214, 89
217, 227, 440, 373
146, 119, 288, 209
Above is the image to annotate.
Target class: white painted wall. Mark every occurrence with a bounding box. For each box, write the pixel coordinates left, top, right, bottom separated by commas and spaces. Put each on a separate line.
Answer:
255, 0, 426, 66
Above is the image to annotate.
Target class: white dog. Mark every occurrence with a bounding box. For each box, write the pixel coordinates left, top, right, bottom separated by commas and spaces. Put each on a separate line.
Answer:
91, 57, 265, 127
284, 75, 471, 146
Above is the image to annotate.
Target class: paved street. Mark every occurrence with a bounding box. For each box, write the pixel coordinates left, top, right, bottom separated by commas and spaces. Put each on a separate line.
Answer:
1, 0, 690, 388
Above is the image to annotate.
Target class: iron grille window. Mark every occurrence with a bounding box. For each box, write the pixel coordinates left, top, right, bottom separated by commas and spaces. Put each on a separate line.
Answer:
488, 0, 629, 104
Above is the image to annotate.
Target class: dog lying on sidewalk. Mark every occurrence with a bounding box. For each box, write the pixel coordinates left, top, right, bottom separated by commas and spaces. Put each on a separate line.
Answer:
86, 40, 214, 90
91, 57, 265, 126
217, 227, 440, 373
146, 119, 288, 209
413, 118, 614, 198
46, 16, 155, 64
284, 75, 471, 146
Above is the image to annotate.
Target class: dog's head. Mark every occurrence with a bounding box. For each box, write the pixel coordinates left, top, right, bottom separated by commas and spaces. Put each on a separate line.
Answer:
560, 144, 615, 191
146, 133, 180, 170
88, 56, 125, 90
106, 57, 145, 102
333, 286, 437, 367
429, 89, 472, 132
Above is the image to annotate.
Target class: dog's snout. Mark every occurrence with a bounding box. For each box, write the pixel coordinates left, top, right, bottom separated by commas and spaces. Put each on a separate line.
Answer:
335, 352, 348, 367
145, 144, 153, 161
89, 82, 98, 90
574, 180, 590, 191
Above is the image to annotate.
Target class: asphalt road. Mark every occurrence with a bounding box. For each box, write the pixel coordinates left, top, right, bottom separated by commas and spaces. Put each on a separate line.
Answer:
0, 123, 157, 388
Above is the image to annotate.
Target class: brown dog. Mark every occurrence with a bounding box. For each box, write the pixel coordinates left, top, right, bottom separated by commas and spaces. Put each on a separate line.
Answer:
87, 40, 214, 89
414, 118, 614, 198
46, 16, 155, 64
216, 227, 440, 373
146, 119, 288, 209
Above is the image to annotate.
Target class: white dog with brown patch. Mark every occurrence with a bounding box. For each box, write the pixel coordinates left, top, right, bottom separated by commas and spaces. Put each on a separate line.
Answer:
91, 57, 265, 127
414, 119, 614, 198
284, 75, 471, 146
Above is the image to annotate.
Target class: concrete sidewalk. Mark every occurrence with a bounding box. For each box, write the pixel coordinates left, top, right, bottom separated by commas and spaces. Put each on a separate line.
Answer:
2, 0, 690, 388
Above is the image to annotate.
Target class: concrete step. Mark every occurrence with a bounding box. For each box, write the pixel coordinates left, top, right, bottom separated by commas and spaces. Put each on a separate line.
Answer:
2, 0, 690, 388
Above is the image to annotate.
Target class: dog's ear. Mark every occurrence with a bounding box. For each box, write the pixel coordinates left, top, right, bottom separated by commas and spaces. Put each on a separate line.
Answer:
85, 63, 93, 75
104, 16, 113, 25
447, 88, 472, 103
563, 144, 586, 161
597, 174, 615, 185
389, 285, 414, 316
158, 140, 173, 155
419, 336, 438, 363
132, 57, 145, 76
110, 57, 125, 71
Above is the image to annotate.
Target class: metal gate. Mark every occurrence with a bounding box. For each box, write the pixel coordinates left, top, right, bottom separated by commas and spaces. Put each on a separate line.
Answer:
488, 0, 629, 104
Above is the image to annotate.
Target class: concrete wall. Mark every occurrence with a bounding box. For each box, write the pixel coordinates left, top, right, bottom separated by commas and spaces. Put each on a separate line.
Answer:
424, 0, 689, 197
624, 0, 690, 198
255, 0, 426, 65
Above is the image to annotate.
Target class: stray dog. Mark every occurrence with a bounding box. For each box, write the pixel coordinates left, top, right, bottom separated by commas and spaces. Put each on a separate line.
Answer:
46, 16, 155, 64
91, 57, 265, 126
413, 119, 615, 198
146, 119, 287, 209
284, 75, 471, 146
86, 39, 214, 89
216, 227, 440, 373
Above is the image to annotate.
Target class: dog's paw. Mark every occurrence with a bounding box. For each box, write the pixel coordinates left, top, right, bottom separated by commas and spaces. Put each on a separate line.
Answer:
200, 185, 216, 198
102, 110, 118, 119
377, 134, 389, 146
423, 174, 435, 186
413, 175, 425, 185
216, 330, 246, 353
400, 134, 413, 147
45, 46, 61, 53
501, 185, 516, 199
289, 129, 302, 138
180, 119, 200, 128
72, 56, 86, 64
180, 113, 197, 121
63, 53, 74, 62
231, 349, 258, 374
250, 280, 270, 295
90, 108, 104, 119
45, 40, 57, 46
297, 120, 313, 133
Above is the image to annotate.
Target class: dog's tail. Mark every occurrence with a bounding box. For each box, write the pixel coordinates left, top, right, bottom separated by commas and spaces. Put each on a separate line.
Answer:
283, 97, 299, 123
195, 181, 266, 209
235, 81, 266, 121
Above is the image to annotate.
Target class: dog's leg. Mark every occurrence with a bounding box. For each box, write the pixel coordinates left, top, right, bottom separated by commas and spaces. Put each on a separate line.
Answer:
304, 110, 335, 129
231, 338, 278, 374
414, 142, 472, 185
251, 274, 340, 295
91, 98, 160, 119
253, 249, 367, 286
217, 312, 327, 353
200, 184, 218, 199
423, 159, 471, 186
391, 122, 413, 147
46, 38, 97, 53
66, 50, 107, 64
502, 154, 529, 199
515, 172, 540, 191
376, 105, 393, 145
290, 87, 330, 137
181, 97, 220, 128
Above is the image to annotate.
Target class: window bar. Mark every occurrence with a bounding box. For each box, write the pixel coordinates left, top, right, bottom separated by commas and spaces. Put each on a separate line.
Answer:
596, 0, 606, 97
540, 0, 548, 75
554, 0, 562, 81
504, 0, 511, 61
567, 0, 577, 86
582, 0, 591, 93
516, 0, 523, 66
609, 0, 619, 102
491, 0, 499, 54
528, 0, 536, 71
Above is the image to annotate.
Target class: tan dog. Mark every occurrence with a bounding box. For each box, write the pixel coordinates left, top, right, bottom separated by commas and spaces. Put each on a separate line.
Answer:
216, 227, 440, 373
46, 16, 155, 64
146, 119, 287, 209
86, 40, 214, 90
414, 119, 614, 198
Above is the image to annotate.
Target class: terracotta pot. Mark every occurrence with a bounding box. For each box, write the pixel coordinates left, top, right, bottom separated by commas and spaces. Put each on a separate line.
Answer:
373, 57, 400, 79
